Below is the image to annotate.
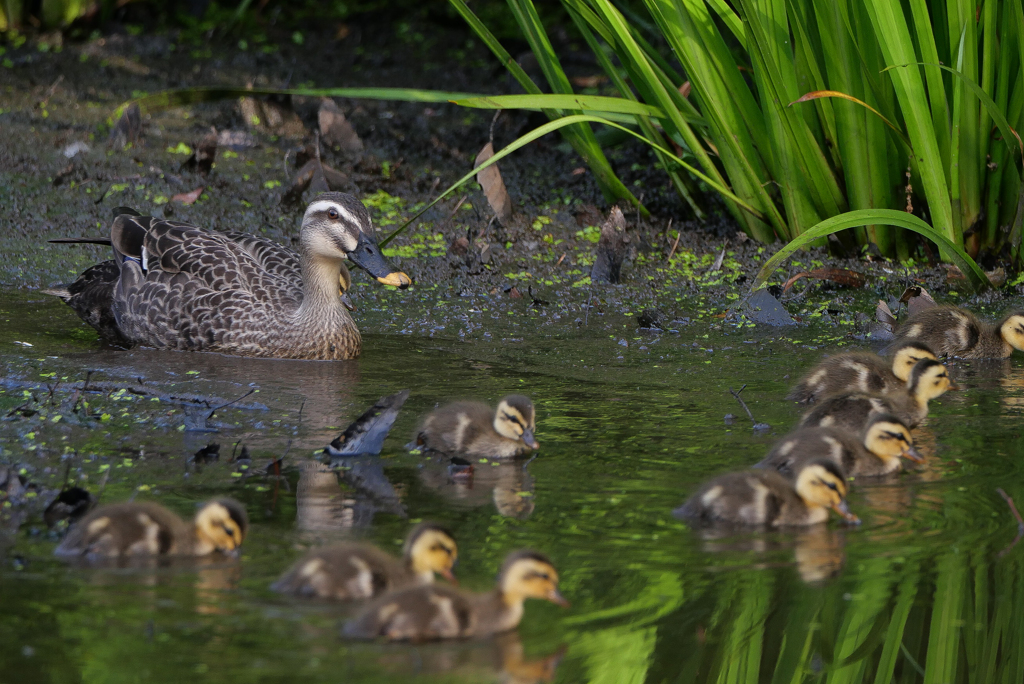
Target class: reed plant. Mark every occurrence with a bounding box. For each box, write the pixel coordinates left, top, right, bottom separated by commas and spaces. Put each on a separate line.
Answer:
449, 0, 1024, 290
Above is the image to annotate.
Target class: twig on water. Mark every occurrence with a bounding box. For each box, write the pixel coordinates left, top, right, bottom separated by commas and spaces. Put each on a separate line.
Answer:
205, 388, 256, 422
728, 385, 770, 433
997, 488, 1024, 557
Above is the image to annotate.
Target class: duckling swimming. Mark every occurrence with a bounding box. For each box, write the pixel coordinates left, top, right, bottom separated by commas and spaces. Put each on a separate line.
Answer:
270, 522, 457, 600
54, 498, 247, 559
787, 341, 936, 404
893, 305, 1024, 358
674, 460, 858, 526
799, 359, 951, 431
757, 414, 922, 478
415, 395, 539, 459
342, 550, 568, 641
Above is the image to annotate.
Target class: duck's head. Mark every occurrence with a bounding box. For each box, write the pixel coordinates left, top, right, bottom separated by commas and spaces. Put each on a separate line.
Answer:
907, 358, 953, 402
404, 521, 458, 583
493, 395, 539, 450
890, 341, 937, 381
301, 193, 411, 288
794, 460, 859, 524
863, 413, 923, 464
498, 550, 569, 607
999, 312, 1024, 351
193, 498, 248, 555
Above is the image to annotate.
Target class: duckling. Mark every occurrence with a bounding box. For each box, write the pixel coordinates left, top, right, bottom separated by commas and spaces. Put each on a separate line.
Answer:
673, 459, 859, 526
756, 414, 922, 478
787, 341, 936, 404
799, 359, 951, 431
342, 550, 568, 641
415, 395, 539, 459
54, 498, 247, 559
270, 522, 457, 600
893, 305, 1024, 358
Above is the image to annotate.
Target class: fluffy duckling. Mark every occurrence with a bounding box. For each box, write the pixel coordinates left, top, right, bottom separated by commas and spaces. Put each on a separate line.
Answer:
270, 522, 457, 600
893, 305, 1024, 358
415, 395, 539, 459
54, 498, 247, 559
674, 459, 858, 526
757, 415, 922, 478
342, 550, 568, 641
799, 359, 951, 431
787, 341, 936, 404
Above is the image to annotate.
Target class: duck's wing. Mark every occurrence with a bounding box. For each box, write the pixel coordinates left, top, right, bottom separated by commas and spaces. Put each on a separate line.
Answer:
111, 217, 302, 348
220, 231, 303, 291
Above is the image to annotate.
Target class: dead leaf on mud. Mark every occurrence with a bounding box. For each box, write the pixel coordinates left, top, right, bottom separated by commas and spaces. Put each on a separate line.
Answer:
319, 98, 364, 157
591, 206, 630, 284
239, 96, 306, 139
570, 75, 607, 88
783, 267, 867, 293
282, 159, 351, 204
899, 286, 937, 316
181, 129, 217, 175
474, 142, 513, 226
172, 186, 205, 205
109, 103, 141, 147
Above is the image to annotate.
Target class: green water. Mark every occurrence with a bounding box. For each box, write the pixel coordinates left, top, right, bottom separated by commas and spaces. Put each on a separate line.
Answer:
3, 289, 1024, 683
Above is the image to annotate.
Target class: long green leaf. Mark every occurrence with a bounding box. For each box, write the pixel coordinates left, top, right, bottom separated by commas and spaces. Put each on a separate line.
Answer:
113, 86, 481, 120
450, 94, 670, 120
751, 209, 991, 292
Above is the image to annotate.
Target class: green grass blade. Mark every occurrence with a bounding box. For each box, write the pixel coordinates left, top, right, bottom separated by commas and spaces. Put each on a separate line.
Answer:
751, 209, 991, 292
863, 0, 956, 243
450, 94, 669, 119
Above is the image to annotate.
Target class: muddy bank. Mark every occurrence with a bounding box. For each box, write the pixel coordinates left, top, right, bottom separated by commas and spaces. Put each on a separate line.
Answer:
1, 15, 1021, 346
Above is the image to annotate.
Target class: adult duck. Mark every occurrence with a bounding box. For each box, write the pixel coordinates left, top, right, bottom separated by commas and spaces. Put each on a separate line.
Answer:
46, 193, 410, 359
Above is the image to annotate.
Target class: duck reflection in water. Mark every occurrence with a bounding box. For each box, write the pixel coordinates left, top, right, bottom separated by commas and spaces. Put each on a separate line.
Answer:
352, 631, 564, 684
694, 526, 847, 584
418, 454, 537, 520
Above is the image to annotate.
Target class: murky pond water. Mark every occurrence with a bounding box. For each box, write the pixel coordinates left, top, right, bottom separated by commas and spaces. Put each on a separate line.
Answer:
3, 288, 1024, 683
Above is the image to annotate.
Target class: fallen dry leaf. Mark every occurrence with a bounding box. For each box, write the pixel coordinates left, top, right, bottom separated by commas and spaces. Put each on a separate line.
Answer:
783, 267, 867, 293
571, 74, 607, 88
474, 142, 513, 226
899, 286, 937, 317
876, 300, 897, 329
109, 103, 141, 146
319, 99, 364, 157
679, 81, 692, 98
172, 186, 205, 205
591, 206, 629, 284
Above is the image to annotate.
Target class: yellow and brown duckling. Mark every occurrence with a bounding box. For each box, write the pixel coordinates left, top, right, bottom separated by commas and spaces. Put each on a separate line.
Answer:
787, 341, 937, 404
342, 550, 568, 641
893, 305, 1024, 359
415, 395, 539, 459
270, 522, 458, 600
799, 358, 952, 431
674, 459, 859, 526
757, 415, 922, 478
54, 498, 248, 559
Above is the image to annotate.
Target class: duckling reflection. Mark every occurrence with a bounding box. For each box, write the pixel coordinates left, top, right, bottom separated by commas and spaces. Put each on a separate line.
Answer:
350, 631, 563, 684
417, 453, 536, 519
693, 526, 847, 584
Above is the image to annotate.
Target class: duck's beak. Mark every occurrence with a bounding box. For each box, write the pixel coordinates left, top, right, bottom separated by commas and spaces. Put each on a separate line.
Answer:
521, 429, 540, 450
547, 589, 570, 608
903, 445, 926, 463
833, 500, 861, 525
439, 568, 458, 585
348, 231, 412, 289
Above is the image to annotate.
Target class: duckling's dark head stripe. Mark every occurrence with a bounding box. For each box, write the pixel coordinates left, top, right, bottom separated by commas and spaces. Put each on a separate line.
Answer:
908, 358, 944, 387
500, 549, 553, 578
807, 458, 846, 483
406, 521, 454, 546
212, 498, 249, 532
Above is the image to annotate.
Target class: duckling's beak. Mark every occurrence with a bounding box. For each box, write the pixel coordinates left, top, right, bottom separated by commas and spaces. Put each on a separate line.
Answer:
832, 500, 861, 525
222, 547, 242, 559
348, 231, 412, 289
439, 568, 458, 585
521, 429, 540, 450
947, 380, 960, 391
340, 293, 355, 311
902, 446, 925, 464
547, 589, 570, 608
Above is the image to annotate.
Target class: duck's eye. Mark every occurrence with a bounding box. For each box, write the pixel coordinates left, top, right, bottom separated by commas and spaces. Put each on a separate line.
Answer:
328, 208, 340, 220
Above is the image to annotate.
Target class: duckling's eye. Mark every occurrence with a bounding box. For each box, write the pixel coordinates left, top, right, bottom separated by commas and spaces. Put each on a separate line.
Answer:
222, 524, 234, 536
503, 412, 523, 427
431, 544, 453, 556
327, 208, 340, 220
819, 479, 839, 492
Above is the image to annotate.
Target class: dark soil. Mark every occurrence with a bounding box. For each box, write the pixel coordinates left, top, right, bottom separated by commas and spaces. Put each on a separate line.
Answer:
1, 14, 1021, 349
